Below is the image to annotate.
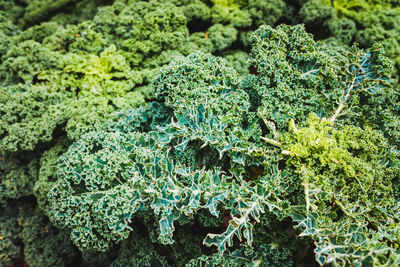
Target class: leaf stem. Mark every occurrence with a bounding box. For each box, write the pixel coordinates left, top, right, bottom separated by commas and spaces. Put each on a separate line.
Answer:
330, 76, 356, 123
260, 136, 282, 147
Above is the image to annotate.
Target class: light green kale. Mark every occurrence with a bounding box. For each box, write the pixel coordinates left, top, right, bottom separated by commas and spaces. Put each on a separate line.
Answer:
58, 45, 138, 96
48, 131, 150, 250
277, 114, 400, 265
53, 44, 147, 139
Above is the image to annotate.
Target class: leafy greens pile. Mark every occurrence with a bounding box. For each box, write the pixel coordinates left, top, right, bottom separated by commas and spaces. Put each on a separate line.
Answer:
1, 0, 400, 266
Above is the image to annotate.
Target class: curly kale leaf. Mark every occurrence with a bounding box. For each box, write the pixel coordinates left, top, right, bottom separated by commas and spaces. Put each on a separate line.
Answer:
0, 198, 77, 267
33, 136, 71, 215
20, 205, 78, 267
48, 128, 230, 250
0, 40, 61, 84
207, 23, 238, 52
58, 44, 140, 95
92, 1, 189, 67
278, 114, 400, 265
210, 0, 252, 28
248, 24, 392, 132
48, 131, 150, 250
0, 153, 39, 202
245, 0, 286, 27
0, 85, 69, 153
298, 0, 335, 26
153, 51, 249, 125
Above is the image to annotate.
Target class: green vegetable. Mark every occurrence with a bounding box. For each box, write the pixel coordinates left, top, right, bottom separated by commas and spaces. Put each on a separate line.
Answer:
0, 0, 399, 266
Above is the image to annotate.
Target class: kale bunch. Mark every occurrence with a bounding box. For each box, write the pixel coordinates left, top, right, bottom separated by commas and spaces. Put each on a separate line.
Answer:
280, 114, 400, 265
45, 23, 398, 266
0, 0, 191, 142
1, 0, 400, 266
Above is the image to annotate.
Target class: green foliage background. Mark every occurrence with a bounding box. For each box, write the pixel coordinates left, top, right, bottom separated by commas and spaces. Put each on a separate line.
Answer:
0, 0, 399, 266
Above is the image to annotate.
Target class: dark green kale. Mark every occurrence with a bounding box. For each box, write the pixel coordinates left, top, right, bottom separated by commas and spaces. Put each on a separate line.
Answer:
0, 40, 61, 84
0, 200, 23, 266
0, 0, 399, 265
33, 136, 71, 215
248, 24, 391, 132
110, 229, 170, 267
297, 0, 400, 78
0, 153, 38, 202
0, 199, 78, 267
20, 205, 78, 267
0, 85, 69, 153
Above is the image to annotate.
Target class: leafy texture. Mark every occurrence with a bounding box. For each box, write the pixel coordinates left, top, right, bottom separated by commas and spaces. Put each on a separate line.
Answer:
1, 0, 400, 266
248, 24, 391, 131
34, 136, 71, 215
0, 199, 78, 267
0, 153, 38, 202
298, 0, 400, 78
0, 85, 69, 153
281, 114, 400, 265
46, 23, 398, 266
